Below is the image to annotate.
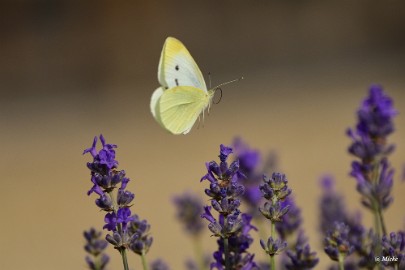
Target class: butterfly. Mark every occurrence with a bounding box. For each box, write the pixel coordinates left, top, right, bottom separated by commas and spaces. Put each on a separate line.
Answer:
150, 37, 241, 135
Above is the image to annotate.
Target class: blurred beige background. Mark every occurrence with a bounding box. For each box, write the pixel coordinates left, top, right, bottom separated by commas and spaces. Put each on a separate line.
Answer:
1, 1, 405, 269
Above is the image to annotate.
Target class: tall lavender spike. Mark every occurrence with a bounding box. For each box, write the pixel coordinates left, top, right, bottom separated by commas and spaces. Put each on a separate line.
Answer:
84, 228, 109, 270
201, 144, 258, 270
324, 222, 354, 268
84, 135, 153, 270
347, 85, 397, 237
259, 172, 291, 269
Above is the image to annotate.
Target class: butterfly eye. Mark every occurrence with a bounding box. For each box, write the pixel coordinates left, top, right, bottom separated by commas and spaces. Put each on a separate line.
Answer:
175, 65, 179, 71
213, 87, 223, 104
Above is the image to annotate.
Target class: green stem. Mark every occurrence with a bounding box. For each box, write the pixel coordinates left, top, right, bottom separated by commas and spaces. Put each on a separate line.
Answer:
120, 249, 130, 270
377, 205, 387, 236
224, 237, 230, 270
141, 251, 149, 270
338, 253, 345, 270
270, 220, 275, 270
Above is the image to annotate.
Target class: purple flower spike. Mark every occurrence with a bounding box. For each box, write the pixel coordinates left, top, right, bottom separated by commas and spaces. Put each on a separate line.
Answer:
84, 228, 109, 270
381, 231, 405, 268
150, 259, 171, 270
324, 222, 354, 261
285, 234, 319, 269
202, 144, 258, 269
173, 192, 205, 236
84, 135, 154, 264
357, 85, 397, 138
276, 196, 302, 239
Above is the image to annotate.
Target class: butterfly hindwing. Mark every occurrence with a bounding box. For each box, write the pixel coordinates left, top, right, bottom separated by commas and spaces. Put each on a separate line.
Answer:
158, 37, 207, 91
150, 87, 165, 127
158, 86, 211, 134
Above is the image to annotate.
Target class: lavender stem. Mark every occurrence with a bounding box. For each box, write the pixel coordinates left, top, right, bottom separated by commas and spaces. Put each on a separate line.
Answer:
338, 253, 345, 270
141, 251, 149, 270
271, 220, 276, 270
120, 249, 129, 270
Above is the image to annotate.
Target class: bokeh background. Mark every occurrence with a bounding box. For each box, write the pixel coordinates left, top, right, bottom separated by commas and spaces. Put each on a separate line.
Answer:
1, 1, 405, 269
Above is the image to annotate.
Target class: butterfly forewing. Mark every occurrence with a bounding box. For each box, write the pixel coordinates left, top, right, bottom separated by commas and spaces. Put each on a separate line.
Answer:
159, 86, 210, 134
158, 37, 207, 91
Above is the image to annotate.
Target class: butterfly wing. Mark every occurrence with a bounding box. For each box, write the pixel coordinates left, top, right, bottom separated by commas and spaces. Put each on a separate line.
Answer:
158, 86, 211, 134
150, 87, 165, 127
158, 37, 207, 91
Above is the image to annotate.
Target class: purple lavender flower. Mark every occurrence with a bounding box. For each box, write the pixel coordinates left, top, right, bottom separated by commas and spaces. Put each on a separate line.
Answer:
381, 231, 405, 268
357, 229, 379, 269
201, 144, 258, 270
355, 84, 397, 138
211, 214, 259, 270
324, 222, 354, 262
150, 259, 171, 270
103, 212, 118, 231
284, 232, 319, 270
128, 214, 153, 255
347, 86, 397, 238
276, 196, 302, 239
232, 138, 276, 218
201, 144, 245, 186
259, 172, 292, 269
351, 157, 394, 211
233, 138, 261, 176
259, 173, 292, 222
173, 192, 205, 236
84, 135, 153, 268
319, 175, 365, 254
260, 237, 287, 256
84, 228, 109, 270
319, 175, 350, 233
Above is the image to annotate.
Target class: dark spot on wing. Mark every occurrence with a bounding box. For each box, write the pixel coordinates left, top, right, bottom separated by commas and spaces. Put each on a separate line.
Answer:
175, 65, 179, 71
175, 79, 179, 86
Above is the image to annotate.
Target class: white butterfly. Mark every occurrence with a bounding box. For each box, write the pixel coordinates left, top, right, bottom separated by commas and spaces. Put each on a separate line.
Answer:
150, 37, 214, 135
150, 37, 241, 135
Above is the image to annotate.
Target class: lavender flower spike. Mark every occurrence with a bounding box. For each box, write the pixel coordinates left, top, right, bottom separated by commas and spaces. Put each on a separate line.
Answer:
285, 232, 319, 270
173, 192, 205, 236
347, 85, 397, 238
83, 228, 109, 270
84, 135, 153, 270
201, 144, 258, 270
259, 172, 291, 269
324, 222, 354, 267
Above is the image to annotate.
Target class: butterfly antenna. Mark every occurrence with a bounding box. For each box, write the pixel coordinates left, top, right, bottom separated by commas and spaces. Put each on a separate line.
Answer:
208, 72, 212, 89
212, 76, 244, 90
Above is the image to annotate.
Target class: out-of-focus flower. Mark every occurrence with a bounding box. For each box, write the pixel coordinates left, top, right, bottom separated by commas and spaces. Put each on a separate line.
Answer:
84, 228, 109, 270
173, 192, 205, 236
324, 222, 354, 261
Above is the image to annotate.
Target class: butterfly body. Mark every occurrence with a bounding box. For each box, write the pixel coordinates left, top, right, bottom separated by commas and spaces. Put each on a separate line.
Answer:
151, 37, 214, 135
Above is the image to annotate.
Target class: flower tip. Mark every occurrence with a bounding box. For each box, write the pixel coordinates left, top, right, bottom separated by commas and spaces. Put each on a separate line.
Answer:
100, 134, 106, 146
320, 175, 335, 191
